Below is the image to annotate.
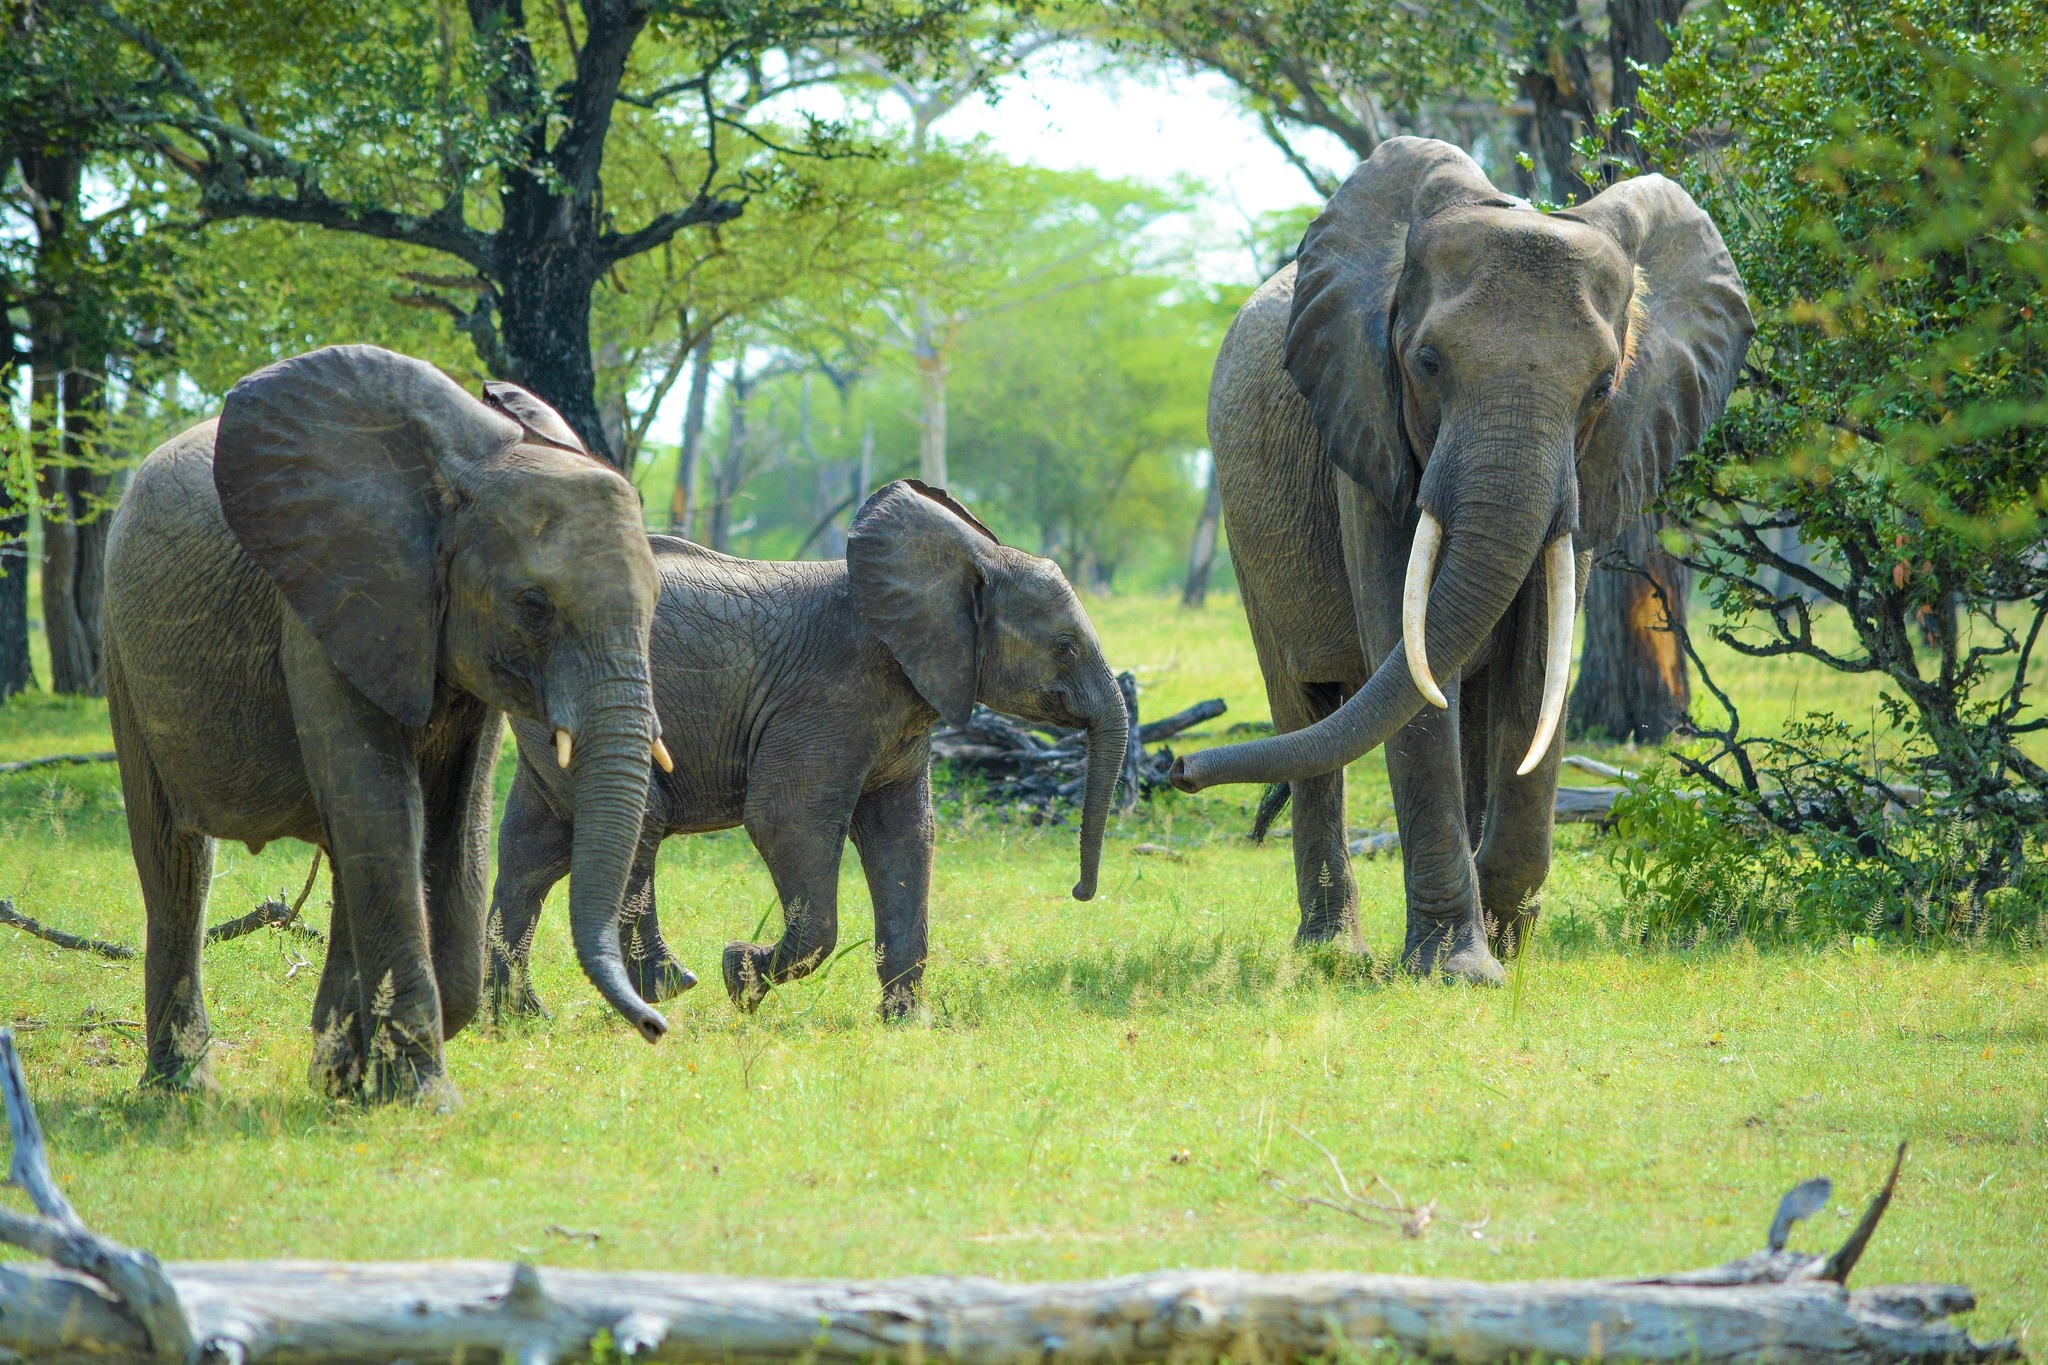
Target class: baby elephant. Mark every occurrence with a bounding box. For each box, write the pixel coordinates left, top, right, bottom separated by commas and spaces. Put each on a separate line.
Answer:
489, 480, 1129, 1019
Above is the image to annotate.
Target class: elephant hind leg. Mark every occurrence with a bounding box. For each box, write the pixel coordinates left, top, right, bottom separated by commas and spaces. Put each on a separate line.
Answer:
1273, 678, 1362, 951
109, 654, 217, 1091
726, 781, 850, 1014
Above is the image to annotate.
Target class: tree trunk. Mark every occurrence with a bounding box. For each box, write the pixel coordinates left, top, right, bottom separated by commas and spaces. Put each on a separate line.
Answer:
1181, 460, 1224, 608
493, 252, 614, 467
669, 332, 713, 538
708, 359, 748, 554
1518, 0, 1600, 202
1607, 0, 1686, 167
915, 349, 947, 488
1563, 0, 1691, 741
0, 304, 30, 700
36, 367, 109, 697
1569, 515, 1691, 745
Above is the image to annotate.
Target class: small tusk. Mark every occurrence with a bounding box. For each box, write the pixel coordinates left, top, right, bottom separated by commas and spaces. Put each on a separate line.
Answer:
1517, 537, 1577, 776
651, 735, 674, 773
1403, 511, 1449, 709
555, 728, 573, 769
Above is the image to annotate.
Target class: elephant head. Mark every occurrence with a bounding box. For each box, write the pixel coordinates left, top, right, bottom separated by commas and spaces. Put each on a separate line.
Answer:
213, 344, 670, 1043
848, 480, 1129, 900
1174, 137, 1751, 791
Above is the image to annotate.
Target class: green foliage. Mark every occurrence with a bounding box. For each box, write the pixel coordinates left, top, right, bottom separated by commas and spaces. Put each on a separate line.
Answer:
2, 595, 2045, 1315
1621, 0, 2048, 927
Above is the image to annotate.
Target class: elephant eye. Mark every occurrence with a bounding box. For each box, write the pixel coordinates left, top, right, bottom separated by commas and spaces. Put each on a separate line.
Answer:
1591, 371, 1616, 401
1413, 346, 1443, 380
1055, 636, 1078, 660
514, 588, 555, 633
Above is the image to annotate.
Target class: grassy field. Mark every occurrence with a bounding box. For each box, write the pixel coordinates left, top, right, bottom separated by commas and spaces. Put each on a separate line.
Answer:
1, 591, 2042, 1354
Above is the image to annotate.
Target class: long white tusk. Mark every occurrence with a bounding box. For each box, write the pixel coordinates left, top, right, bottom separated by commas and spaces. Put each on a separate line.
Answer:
651, 735, 674, 773
555, 728, 574, 769
1517, 537, 1577, 776
1403, 511, 1450, 709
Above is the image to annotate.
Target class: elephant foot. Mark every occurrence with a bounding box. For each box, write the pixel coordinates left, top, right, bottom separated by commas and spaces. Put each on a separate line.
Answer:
307, 1030, 365, 1100
631, 953, 699, 1004
1293, 912, 1363, 951
488, 962, 552, 1024
140, 1044, 218, 1096
879, 981, 922, 1022
722, 942, 771, 1014
1402, 915, 1504, 986
366, 1057, 462, 1112
1488, 908, 1536, 962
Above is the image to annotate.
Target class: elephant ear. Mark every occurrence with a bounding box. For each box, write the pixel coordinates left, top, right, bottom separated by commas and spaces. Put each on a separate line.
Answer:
1284, 136, 1502, 511
846, 480, 999, 727
1559, 175, 1754, 547
215, 345, 522, 726
480, 380, 590, 455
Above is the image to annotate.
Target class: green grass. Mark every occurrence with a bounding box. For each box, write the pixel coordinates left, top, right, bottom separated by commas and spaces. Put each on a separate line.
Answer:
1, 593, 2043, 1355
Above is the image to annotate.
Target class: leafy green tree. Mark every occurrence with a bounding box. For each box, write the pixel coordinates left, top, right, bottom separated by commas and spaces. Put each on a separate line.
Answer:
4, 3, 190, 695
82, 0, 970, 467
1623, 0, 2048, 931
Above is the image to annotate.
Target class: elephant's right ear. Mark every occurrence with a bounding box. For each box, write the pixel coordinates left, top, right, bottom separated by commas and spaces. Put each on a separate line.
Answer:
215, 345, 521, 726
1284, 137, 1500, 513
846, 480, 998, 727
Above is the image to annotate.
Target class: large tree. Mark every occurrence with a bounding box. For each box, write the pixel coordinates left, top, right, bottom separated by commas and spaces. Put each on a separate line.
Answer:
1114, 0, 1705, 742
86, 0, 968, 469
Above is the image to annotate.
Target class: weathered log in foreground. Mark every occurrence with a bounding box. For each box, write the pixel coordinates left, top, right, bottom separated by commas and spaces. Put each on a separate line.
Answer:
0, 1256, 2019, 1365
0, 1032, 2021, 1365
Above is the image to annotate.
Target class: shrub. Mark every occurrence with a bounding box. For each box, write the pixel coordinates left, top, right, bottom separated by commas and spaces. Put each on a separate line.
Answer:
1613, 1, 2048, 941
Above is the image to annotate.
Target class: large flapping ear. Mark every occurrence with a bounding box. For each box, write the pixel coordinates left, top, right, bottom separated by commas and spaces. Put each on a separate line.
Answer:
215, 345, 522, 726
846, 480, 998, 726
480, 380, 590, 455
1559, 175, 1754, 547
1284, 137, 1503, 512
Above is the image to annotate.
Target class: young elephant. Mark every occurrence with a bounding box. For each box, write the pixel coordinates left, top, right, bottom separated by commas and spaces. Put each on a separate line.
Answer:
489, 480, 1129, 1018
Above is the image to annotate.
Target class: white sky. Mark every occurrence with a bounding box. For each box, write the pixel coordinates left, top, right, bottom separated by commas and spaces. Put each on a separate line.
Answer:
646, 53, 1349, 446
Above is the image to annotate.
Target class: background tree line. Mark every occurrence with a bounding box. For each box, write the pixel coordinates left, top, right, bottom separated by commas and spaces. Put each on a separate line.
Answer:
5, 0, 2043, 924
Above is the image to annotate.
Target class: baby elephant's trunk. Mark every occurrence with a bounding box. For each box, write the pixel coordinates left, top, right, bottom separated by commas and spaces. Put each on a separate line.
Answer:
1072, 672, 1130, 901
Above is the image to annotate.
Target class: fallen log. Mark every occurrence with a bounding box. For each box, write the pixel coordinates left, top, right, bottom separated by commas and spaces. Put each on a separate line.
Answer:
0, 1031, 2021, 1365
1, 853, 326, 961
0, 899, 137, 960
931, 684, 1228, 818
0, 750, 118, 777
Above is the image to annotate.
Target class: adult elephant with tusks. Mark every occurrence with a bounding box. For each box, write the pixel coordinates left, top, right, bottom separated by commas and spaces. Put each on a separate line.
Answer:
102, 345, 670, 1107
1170, 138, 1752, 982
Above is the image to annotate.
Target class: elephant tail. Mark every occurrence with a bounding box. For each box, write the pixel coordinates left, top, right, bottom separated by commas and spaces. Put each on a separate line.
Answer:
1249, 782, 1291, 844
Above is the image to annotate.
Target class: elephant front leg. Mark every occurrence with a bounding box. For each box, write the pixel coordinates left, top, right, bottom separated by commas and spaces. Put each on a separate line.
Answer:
619, 853, 697, 1004
487, 764, 571, 1023
422, 706, 503, 1041
309, 880, 366, 1097
285, 620, 455, 1108
725, 790, 850, 1014
850, 771, 936, 1020
1472, 563, 1582, 960
1385, 684, 1504, 985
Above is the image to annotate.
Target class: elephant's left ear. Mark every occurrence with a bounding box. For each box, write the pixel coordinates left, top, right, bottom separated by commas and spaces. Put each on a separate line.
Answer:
847, 480, 997, 727
1561, 175, 1754, 548
480, 381, 590, 455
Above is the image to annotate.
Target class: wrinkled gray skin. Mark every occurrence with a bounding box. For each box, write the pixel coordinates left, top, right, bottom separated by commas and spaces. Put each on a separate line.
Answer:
103, 345, 665, 1107
1171, 138, 1752, 982
488, 480, 1128, 1021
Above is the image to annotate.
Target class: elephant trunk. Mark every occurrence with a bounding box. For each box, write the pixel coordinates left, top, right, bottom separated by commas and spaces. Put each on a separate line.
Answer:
563, 667, 667, 1043
1173, 432, 1572, 791
1071, 669, 1130, 901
